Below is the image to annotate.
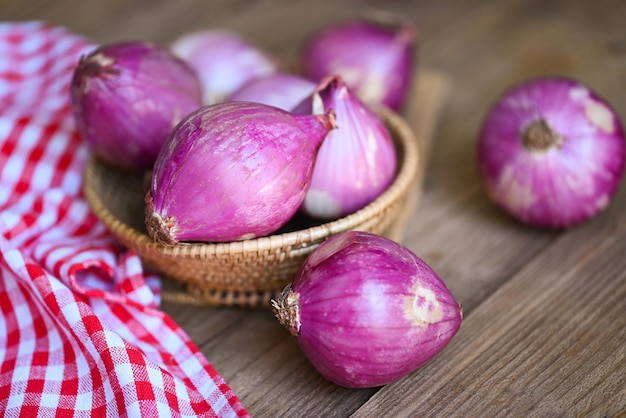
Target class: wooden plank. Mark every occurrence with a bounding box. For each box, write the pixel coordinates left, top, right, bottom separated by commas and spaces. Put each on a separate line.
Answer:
198, 308, 377, 417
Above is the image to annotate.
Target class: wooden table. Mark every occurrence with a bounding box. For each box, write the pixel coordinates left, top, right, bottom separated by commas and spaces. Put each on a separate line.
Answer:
4, 0, 625, 416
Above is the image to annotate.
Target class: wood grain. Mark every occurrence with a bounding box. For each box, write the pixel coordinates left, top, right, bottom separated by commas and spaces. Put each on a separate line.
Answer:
3, 0, 625, 416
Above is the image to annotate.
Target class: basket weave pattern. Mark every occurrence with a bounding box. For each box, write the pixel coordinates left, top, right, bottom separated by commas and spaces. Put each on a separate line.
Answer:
83, 107, 420, 307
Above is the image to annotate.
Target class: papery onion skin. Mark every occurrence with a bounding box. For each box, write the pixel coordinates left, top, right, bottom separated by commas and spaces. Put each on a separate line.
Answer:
70, 41, 203, 170
294, 75, 397, 219
146, 101, 335, 244
478, 77, 625, 228
300, 15, 416, 111
226, 72, 316, 111
272, 231, 462, 389
171, 30, 278, 105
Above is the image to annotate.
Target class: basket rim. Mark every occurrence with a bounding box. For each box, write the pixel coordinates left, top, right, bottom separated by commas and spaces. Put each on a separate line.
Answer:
83, 106, 421, 257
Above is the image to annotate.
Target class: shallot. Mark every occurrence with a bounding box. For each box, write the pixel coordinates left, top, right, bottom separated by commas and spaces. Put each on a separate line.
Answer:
300, 14, 416, 111
294, 75, 397, 219
272, 231, 462, 388
145, 101, 335, 244
171, 29, 278, 105
226, 72, 316, 111
70, 41, 203, 170
478, 76, 625, 228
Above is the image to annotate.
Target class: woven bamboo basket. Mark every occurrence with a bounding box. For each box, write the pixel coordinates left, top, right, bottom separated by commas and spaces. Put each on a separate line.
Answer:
83, 105, 421, 308
83, 69, 450, 307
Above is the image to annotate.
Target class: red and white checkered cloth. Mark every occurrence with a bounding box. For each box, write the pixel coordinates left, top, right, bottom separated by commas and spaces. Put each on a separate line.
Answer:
0, 21, 248, 417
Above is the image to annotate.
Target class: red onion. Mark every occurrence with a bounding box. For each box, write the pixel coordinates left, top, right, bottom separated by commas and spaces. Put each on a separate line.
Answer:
70, 41, 203, 170
272, 231, 462, 388
171, 30, 278, 105
225, 72, 316, 111
300, 14, 416, 111
478, 77, 625, 228
145, 102, 336, 244
294, 75, 397, 219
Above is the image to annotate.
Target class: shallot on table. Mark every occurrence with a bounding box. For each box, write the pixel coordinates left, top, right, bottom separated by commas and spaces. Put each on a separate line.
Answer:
478, 76, 625, 228
272, 231, 462, 388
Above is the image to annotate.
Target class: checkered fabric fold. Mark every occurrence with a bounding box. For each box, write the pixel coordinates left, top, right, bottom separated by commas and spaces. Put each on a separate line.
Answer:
0, 21, 248, 417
